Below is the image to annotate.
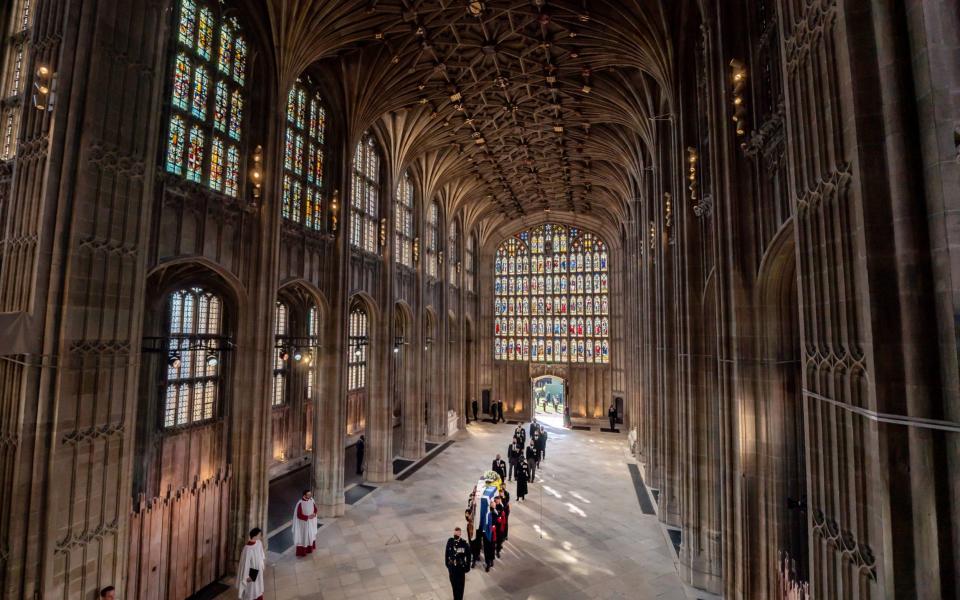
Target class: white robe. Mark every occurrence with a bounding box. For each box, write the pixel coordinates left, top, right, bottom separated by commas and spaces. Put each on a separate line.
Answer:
237, 540, 265, 600
292, 497, 318, 555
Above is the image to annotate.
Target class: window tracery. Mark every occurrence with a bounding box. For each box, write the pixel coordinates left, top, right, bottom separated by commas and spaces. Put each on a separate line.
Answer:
163, 287, 224, 427
0, 0, 34, 160
426, 201, 439, 278
164, 0, 247, 197
494, 224, 610, 364
282, 79, 326, 229
348, 308, 368, 390
350, 134, 379, 253
394, 171, 414, 267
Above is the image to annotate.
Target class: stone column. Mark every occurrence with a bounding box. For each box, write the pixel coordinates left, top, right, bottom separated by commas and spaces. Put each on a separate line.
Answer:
314, 135, 351, 518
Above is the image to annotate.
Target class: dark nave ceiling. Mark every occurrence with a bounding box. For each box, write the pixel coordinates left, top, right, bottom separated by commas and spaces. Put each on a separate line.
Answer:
264, 0, 673, 230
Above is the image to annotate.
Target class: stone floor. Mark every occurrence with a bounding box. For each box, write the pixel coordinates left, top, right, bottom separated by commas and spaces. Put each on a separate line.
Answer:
219, 421, 689, 600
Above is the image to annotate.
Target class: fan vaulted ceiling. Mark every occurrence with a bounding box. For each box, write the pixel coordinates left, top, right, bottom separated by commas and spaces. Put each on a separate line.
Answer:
264, 0, 674, 232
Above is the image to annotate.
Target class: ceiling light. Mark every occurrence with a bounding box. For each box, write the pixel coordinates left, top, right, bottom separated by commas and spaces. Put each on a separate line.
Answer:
293, 349, 304, 362
468, 1, 484, 16
205, 353, 219, 367
168, 353, 182, 369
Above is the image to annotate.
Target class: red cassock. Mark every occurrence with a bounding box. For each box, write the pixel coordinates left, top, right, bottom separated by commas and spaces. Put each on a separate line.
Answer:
293, 497, 318, 557
495, 508, 507, 541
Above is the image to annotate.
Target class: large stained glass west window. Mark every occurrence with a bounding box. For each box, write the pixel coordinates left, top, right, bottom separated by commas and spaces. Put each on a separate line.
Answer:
494, 224, 610, 364
164, 0, 247, 197
282, 79, 326, 229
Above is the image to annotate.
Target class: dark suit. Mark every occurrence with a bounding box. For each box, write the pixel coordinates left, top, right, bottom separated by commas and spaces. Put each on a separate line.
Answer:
492, 458, 507, 481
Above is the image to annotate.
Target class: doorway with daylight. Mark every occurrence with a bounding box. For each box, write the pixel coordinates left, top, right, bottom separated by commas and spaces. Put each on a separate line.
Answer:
532, 375, 566, 428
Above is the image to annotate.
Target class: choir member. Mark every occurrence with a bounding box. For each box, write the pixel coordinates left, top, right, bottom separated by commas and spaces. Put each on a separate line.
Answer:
238, 528, 266, 600
292, 489, 318, 557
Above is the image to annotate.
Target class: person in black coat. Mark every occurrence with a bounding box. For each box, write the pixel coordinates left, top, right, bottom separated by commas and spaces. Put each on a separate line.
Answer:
516, 459, 529, 501
513, 424, 526, 447
525, 442, 538, 482
497, 400, 505, 423
500, 489, 511, 541
355, 435, 365, 475
507, 441, 521, 481
608, 404, 617, 430
471, 399, 478, 422
531, 429, 542, 465
537, 427, 548, 462
491, 454, 507, 481
445, 527, 471, 600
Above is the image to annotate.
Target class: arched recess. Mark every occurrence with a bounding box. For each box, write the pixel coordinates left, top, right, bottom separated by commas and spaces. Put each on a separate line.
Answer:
464, 315, 476, 421
130, 259, 245, 599
755, 222, 807, 595
269, 280, 328, 478
424, 307, 444, 440
447, 310, 459, 417
345, 292, 379, 483
392, 301, 414, 457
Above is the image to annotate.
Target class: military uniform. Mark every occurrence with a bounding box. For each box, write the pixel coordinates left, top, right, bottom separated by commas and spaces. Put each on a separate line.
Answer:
445, 535, 471, 600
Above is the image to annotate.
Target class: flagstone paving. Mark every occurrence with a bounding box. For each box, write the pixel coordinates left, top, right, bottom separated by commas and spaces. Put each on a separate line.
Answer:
219, 421, 691, 599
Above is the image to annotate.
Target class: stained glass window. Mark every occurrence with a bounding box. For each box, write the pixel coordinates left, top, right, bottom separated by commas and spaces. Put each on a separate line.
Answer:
163, 287, 224, 428
282, 79, 326, 229
348, 308, 368, 391
448, 219, 459, 286
0, 0, 35, 161
306, 305, 319, 400
426, 202, 439, 278
272, 302, 288, 406
394, 171, 414, 267
493, 224, 610, 364
164, 1, 246, 197
350, 134, 379, 253
466, 233, 476, 293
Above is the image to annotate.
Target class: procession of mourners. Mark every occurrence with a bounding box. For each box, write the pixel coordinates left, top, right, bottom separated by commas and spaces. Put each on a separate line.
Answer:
446, 418, 550, 600
236, 414, 553, 600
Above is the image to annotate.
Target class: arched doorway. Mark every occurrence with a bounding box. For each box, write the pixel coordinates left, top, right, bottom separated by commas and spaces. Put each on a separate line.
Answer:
531, 375, 566, 428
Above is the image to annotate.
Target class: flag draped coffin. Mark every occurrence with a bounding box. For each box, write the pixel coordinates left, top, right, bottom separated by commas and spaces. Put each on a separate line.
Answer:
478, 486, 498, 541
